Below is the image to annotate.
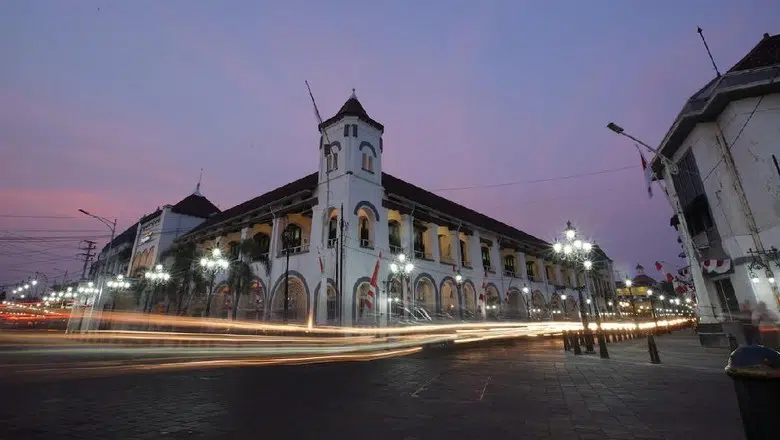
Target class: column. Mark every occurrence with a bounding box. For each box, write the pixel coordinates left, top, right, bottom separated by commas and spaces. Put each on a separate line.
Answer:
449, 230, 461, 267
515, 251, 527, 279
469, 231, 482, 272
400, 214, 413, 257
269, 216, 283, 259
554, 264, 563, 286
427, 222, 440, 262
489, 239, 500, 274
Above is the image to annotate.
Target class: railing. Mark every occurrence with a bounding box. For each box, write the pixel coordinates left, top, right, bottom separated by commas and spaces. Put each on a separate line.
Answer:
414, 249, 426, 259
389, 245, 403, 254
360, 238, 373, 249
279, 239, 310, 256
327, 238, 337, 248
503, 268, 516, 277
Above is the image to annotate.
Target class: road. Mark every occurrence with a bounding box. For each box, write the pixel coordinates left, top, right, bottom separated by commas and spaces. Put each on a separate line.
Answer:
0, 334, 743, 440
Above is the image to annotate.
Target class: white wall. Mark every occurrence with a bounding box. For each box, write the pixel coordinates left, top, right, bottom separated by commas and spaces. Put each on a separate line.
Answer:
671, 92, 780, 315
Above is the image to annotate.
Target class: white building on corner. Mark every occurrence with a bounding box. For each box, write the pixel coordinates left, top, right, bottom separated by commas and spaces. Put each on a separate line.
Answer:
178, 91, 616, 326
651, 32, 780, 337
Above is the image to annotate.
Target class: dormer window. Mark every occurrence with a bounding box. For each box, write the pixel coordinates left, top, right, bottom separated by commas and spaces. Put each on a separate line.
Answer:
361, 153, 373, 172
326, 152, 338, 172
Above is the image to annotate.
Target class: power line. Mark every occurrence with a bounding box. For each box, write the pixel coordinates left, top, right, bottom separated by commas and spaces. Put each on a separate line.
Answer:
429, 165, 638, 192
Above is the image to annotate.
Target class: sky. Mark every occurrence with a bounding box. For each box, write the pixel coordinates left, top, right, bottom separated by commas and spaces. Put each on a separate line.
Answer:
2, 0, 779, 289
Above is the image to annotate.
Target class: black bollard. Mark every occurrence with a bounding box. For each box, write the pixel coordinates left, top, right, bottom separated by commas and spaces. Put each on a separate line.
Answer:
572, 332, 582, 355
728, 334, 738, 352
725, 346, 780, 440
584, 329, 596, 354
647, 334, 661, 364
563, 331, 570, 351
597, 330, 609, 359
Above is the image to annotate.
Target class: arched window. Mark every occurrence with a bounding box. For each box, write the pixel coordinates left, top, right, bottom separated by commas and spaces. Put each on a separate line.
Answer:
359, 217, 371, 248
504, 255, 516, 276
481, 245, 491, 270
361, 153, 373, 172
328, 217, 338, 247
326, 285, 337, 321
283, 224, 302, 249
228, 241, 240, 260
252, 233, 270, 260
388, 220, 401, 251
326, 151, 338, 172
413, 225, 426, 258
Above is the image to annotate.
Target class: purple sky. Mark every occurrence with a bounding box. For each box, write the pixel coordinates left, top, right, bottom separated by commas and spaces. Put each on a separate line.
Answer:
2, 1, 779, 288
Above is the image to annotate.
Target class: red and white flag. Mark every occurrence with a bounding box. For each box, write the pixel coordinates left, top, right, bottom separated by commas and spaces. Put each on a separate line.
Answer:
478, 268, 487, 303
654, 260, 674, 283
366, 251, 382, 310
636, 144, 653, 199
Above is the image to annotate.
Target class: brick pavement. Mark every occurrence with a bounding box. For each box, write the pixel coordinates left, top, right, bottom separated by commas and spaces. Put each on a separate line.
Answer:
0, 331, 743, 440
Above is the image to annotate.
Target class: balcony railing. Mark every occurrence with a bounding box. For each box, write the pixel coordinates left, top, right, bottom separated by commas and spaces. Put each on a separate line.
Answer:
279, 239, 310, 256
414, 249, 432, 260
389, 245, 403, 255
327, 238, 337, 248
360, 238, 373, 249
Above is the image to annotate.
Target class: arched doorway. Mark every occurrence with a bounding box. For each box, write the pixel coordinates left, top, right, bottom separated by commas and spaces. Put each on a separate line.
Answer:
270, 276, 308, 323
440, 279, 460, 320
235, 279, 264, 320
485, 285, 500, 320
211, 284, 231, 318
462, 282, 476, 319
414, 277, 436, 320
354, 282, 376, 325
505, 288, 524, 319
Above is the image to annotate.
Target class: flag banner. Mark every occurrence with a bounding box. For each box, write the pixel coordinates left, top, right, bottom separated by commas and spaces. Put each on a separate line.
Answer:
636, 144, 653, 198
366, 251, 382, 310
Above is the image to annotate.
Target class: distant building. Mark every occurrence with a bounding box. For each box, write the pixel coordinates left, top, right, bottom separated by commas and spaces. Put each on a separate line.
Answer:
89, 187, 220, 280
651, 33, 780, 325
615, 264, 658, 297
126, 188, 220, 276
175, 91, 617, 325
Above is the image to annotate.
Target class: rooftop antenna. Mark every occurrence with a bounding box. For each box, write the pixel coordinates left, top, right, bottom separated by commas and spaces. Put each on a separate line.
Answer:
697, 26, 721, 77
193, 168, 203, 196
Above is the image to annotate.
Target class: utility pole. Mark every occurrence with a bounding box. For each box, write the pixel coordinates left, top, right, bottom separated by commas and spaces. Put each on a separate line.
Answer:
77, 240, 97, 279
339, 203, 345, 327
283, 228, 290, 324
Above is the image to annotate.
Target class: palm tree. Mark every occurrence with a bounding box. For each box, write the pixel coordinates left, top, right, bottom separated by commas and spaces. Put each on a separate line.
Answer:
160, 242, 205, 316
226, 239, 263, 320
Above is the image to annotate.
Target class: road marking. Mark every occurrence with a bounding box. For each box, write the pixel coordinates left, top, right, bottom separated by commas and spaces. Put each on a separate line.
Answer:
479, 375, 491, 401
411, 374, 439, 397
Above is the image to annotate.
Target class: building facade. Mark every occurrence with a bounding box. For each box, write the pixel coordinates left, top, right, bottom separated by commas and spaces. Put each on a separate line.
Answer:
177, 92, 616, 326
651, 33, 780, 324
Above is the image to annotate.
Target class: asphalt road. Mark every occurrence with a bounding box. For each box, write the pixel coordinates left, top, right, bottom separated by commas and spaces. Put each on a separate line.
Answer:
0, 336, 743, 440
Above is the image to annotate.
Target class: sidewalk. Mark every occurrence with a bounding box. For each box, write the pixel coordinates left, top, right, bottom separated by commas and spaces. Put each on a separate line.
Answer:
550, 329, 743, 440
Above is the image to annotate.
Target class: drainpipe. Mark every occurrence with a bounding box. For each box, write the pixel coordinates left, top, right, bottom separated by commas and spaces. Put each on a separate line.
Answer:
714, 124, 778, 307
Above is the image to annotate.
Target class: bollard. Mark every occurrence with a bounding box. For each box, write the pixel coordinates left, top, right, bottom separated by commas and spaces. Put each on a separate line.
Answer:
728, 334, 738, 352
647, 334, 661, 364
562, 331, 570, 351
725, 346, 780, 440
584, 329, 596, 354
596, 330, 609, 359
571, 332, 582, 355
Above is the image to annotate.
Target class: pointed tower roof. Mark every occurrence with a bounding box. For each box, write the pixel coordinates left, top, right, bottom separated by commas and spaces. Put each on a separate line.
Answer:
319, 89, 384, 132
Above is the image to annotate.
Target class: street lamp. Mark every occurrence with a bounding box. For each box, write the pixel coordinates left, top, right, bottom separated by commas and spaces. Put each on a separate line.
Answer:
552, 221, 599, 354
200, 248, 229, 318
606, 122, 679, 175
389, 253, 415, 321
144, 264, 171, 313
559, 294, 567, 318
522, 285, 531, 320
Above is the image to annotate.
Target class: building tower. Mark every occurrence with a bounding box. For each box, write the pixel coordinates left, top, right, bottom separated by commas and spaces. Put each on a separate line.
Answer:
310, 90, 386, 326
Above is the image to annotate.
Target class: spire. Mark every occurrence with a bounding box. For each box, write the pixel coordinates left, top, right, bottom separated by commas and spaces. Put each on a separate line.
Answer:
350, 88, 357, 99
318, 88, 385, 132
193, 168, 203, 196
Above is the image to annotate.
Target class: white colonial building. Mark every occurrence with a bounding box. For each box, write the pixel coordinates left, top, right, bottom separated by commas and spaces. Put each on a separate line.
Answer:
177, 91, 616, 326
651, 33, 780, 329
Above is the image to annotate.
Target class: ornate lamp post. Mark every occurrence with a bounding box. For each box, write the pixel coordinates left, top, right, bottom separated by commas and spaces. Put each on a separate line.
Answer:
522, 285, 531, 320
200, 248, 229, 318
144, 264, 171, 313
389, 253, 414, 320
454, 272, 464, 320
552, 221, 605, 355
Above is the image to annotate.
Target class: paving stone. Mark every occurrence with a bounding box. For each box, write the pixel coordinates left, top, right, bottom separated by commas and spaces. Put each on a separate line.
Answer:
0, 330, 744, 440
